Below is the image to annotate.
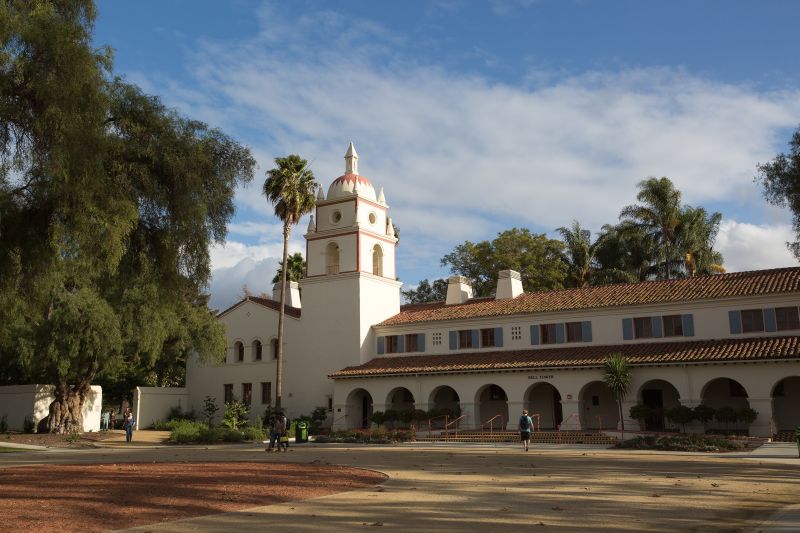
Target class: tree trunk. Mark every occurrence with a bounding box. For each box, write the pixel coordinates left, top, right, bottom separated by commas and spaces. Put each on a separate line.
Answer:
45, 382, 89, 434
618, 401, 625, 441
274, 224, 290, 412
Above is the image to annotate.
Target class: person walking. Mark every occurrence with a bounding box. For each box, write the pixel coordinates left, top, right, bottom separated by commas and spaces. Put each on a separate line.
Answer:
279, 413, 290, 452
267, 415, 283, 452
101, 410, 110, 431
109, 409, 116, 431
519, 409, 533, 452
123, 407, 135, 443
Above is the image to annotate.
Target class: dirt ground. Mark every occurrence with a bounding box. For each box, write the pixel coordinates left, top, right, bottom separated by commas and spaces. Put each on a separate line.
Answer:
0, 461, 386, 533
1, 430, 119, 448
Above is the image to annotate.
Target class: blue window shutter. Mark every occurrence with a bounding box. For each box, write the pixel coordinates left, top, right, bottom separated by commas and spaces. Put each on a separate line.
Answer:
728, 310, 742, 334
764, 308, 777, 332
377, 336, 385, 355
449, 331, 457, 350
494, 327, 503, 347
397, 335, 405, 353
581, 321, 592, 342
555, 323, 565, 344
622, 318, 633, 340
471, 329, 479, 348
681, 314, 694, 337
530, 325, 539, 345
651, 316, 663, 338
418, 333, 425, 352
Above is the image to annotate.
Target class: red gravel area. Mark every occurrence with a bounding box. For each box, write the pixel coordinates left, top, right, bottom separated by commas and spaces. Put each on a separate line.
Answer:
1, 461, 387, 532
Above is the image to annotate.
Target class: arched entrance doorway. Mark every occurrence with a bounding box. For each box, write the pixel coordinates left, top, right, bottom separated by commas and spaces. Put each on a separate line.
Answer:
346, 388, 373, 429
429, 386, 460, 415
637, 379, 681, 431
387, 387, 415, 412
525, 383, 562, 430
700, 378, 751, 434
580, 381, 619, 430
772, 376, 800, 431
476, 384, 508, 429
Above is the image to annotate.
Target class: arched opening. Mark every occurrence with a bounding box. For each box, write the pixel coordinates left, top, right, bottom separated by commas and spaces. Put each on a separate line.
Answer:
772, 376, 800, 431
580, 381, 619, 430
429, 386, 460, 415
525, 382, 562, 430
700, 377, 751, 434
637, 379, 681, 431
252, 340, 262, 361
345, 388, 373, 429
326, 242, 340, 275
387, 387, 415, 411
476, 384, 508, 429
372, 244, 383, 277
270, 338, 279, 360
234, 341, 244, 363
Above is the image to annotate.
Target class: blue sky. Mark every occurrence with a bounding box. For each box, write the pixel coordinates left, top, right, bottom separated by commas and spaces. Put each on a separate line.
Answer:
95, 0, 800, 310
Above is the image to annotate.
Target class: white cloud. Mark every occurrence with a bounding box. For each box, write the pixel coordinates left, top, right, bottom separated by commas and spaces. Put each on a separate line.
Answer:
716, 220, 797, 272
143, 6, 800, 299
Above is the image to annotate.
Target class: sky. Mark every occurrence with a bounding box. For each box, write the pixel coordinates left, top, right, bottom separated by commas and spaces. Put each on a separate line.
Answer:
94, 0, 800, 311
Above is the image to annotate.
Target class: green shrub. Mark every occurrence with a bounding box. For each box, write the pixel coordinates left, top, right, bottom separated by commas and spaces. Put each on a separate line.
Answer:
167, 405, 196, 422
692, 404, 715, 427
169, 420, 206, 443
242, 425, 267, 441
369, 411, 386, 426
221, 428, 245, 442
23, 415, 36, 434
223, 400, 249, 430
629, 404, 651, 426
0, 414, 7, 433
203, 396, 219, 427
666, 405, 694, 432
714, 407, 737, 430
617, 434, 745, 452
736, 407, 758, 425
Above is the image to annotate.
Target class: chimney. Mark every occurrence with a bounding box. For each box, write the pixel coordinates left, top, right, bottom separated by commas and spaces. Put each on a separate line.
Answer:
495, 270, 523, 299
272, 281, 301, 309
446, 275, 473, 305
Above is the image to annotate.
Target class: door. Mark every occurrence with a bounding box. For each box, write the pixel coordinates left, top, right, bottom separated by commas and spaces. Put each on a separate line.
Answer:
641, 389, 664, 431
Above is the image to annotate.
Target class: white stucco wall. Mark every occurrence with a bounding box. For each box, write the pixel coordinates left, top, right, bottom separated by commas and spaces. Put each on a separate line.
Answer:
0, 384, 101, 432
132, 386, 189, 430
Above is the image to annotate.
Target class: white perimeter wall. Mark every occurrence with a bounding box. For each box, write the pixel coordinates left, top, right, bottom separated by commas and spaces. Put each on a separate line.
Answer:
0, 384, 101, 432
133, 386, 189, 430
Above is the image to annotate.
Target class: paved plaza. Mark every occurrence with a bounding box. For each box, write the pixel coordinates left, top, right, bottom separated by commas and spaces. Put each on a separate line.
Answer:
1, 434, 799, 532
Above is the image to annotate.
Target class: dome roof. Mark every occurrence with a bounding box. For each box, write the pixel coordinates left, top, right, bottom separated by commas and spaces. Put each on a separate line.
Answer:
327, 173, 377, 201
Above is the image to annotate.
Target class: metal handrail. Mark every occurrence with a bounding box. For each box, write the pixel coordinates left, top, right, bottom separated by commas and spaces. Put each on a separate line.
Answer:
530, 413, 542, 432
481, 414, 505, 434
444, 415, 466, 441
428, 414, 449, 434
558, 412, 579, 431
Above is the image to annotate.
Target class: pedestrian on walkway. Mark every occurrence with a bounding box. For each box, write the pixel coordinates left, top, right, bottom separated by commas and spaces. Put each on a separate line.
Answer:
267, 415, 283, 452
519, 409, 533, 452
101, 410, 110, 431
123, 407, 135, 443
109, 409, 116, 430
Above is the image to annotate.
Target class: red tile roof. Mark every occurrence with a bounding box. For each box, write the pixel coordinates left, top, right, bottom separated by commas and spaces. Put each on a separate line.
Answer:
217, 296, 301, 319
381, 267, 800, 326
329, 336, 800, 378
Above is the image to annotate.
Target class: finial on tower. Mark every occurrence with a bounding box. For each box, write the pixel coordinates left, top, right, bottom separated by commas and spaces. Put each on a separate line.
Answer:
377, 187, 386, 204
344, 142, 359, 175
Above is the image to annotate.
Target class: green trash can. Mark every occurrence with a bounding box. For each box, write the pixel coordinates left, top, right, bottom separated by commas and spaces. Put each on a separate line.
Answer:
295, 421, 309, 443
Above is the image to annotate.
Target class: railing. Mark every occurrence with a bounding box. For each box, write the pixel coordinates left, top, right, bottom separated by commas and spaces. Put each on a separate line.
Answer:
481, 414, 505, 434
558, 412, 579, 431
427, 414, 449, 434
530, 413, 542, 432
444, 415, 466, 441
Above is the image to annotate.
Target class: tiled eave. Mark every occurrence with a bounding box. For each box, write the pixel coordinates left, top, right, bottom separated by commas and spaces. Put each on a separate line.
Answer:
329, 336, 800, 379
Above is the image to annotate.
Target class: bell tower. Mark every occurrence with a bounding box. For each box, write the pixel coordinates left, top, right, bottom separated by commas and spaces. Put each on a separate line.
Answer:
286, 144, 401, 415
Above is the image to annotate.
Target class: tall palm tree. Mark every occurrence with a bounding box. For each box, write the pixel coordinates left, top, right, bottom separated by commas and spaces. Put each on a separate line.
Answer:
263, 155, 317, 412
271, 252, 306, 285
603, 353, 632, 440
557, 220, 632, 287
676, 206, 725, 277
595, 223, 648, 282
619, 177, 682, 279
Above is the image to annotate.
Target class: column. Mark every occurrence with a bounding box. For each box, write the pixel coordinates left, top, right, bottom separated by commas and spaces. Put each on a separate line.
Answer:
559, 399, 582, 430
620, 400, 638, 432
507, 401, 523, 430
747, 397, 774, 438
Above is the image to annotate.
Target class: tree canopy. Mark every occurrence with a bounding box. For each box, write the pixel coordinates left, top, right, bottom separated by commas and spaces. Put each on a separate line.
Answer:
0, 0, 255, 431
401, 278, 448, 304
757, 124, 800, 260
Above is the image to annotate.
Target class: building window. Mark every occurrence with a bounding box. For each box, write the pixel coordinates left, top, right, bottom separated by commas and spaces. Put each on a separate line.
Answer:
776, 307, 800, 331
405, 334, 419, 352
242, 383, 252, 406
386, 335, 400, 354
372, 245, 383, 277
662, 315, 684, 337
565, 322, 582, 343
327, 397, 333, 411
511, 326, 522, 341
224, 384, 234, 404
326, 242, 340, 275
432, 332, 442, 346
540, 324, 557, 345
458, 330, 473, 349
633, 317, 653, 339
253, 340, 262, 361
480, 328, 495, 348
271, 339, 279, 359
741, 309, 764, 333
234, 341, 244, 362
591, 395, 600, 406
261, 382, 271, 405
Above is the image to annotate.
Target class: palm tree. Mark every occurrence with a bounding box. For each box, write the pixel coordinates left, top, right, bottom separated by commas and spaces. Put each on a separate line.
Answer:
676, 206, 725, 277
595, 223, 648, 282
603, 353, 632, 439
263, 155, 317, 412
619, 177, 682, 279
271, 252, 306, 285
557, 220, 631, 287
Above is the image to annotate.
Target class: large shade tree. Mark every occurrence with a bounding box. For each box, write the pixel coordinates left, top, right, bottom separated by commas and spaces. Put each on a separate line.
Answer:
0, 1, 255, 432
262, 155, 317, 412
757, 125, 800, 260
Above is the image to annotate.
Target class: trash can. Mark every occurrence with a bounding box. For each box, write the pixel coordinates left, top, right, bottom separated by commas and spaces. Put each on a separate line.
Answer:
295, 421, 309, 443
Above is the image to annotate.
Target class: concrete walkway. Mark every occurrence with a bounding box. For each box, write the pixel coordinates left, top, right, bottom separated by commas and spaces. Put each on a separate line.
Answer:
2, 433, 798, 532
